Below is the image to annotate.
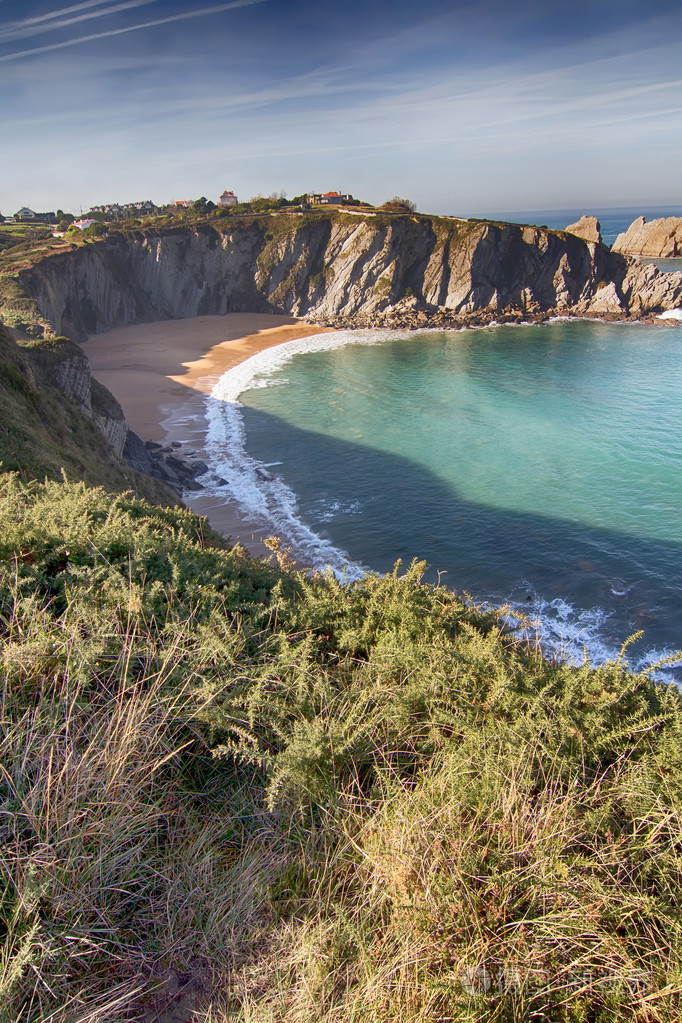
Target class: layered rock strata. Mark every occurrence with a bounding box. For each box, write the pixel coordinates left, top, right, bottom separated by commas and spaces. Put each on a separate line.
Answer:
22, 336, 128, 457
11, 215, 681, 342
613, 217, 682, 257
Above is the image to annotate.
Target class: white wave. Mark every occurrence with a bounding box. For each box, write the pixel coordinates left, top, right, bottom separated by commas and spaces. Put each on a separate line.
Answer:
504, 585, 680, 681
657, 308, 682, 321
505, 589, 615, 667
308, 496, 366, 523
199, 329, 407, 576
210, 328, 412, 405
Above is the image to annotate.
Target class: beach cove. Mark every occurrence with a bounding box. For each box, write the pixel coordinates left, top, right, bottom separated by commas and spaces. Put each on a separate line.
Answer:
84, 312, 682, 673
84, 313, 335, 557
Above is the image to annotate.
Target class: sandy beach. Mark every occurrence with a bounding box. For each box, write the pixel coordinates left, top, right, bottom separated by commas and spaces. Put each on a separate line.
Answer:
84, 313, 334, 557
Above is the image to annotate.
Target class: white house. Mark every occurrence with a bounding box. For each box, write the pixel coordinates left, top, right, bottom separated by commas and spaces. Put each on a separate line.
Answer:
219, 190, 238, 206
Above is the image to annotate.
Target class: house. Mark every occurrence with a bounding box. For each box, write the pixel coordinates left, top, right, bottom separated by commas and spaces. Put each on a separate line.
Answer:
72, 219, 97, 230
307, 192, 353, 206
91, 203, 124, 218
122, 200, 156, 214
15, 207, 58, 224
174, 200, 194, 209
219, 190, 238, 207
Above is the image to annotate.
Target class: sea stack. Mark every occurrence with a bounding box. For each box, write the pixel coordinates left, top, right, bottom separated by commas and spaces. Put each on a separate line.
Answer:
612, 216, 682, 257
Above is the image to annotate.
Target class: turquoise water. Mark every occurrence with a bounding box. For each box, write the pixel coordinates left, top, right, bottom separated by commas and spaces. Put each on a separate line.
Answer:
206, 320, 682, 671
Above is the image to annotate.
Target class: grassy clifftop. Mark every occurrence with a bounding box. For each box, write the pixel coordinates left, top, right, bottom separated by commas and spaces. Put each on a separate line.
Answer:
2, 475, 682, 1022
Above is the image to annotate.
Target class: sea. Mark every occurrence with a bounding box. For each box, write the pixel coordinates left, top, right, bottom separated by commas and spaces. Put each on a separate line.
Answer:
486, 204, 682, 248
187, 206, 682, 677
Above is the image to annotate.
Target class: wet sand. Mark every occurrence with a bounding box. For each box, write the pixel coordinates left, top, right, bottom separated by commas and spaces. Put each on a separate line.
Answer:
84, 314, 334, 557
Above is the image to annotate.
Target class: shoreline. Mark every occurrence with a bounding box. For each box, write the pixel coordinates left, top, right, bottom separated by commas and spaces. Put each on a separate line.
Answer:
84, 314, 335, 559
83, 309, 681, 562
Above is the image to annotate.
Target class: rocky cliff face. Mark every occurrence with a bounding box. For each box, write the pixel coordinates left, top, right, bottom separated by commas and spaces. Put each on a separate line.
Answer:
612, 216, 682, 257
20, 336, 128, 457
13, 214, 682, 340
565, 216, 602, 244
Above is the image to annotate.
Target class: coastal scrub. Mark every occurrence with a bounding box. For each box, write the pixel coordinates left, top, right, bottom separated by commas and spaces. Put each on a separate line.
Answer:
1, 477, 682, 1021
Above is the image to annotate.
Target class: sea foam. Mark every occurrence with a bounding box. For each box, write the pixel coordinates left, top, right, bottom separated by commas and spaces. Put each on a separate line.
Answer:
195, 324, 681, 679
201, 329, 405, 577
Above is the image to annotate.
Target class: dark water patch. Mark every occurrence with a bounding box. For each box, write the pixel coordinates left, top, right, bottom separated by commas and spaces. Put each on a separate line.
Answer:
241, 404, 682, 673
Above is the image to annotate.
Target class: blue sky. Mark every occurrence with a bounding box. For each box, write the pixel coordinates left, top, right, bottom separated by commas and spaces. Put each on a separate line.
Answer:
1, 0, 681, 216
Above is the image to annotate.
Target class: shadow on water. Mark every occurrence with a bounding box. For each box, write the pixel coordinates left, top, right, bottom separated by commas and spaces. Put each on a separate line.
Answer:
240, 404, 682, 664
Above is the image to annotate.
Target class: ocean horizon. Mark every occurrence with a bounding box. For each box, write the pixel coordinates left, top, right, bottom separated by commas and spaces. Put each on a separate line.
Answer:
479, 205, 682, 247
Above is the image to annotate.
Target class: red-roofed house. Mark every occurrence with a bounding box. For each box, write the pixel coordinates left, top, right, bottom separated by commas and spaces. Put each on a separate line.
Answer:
307, 192, 353, 205
219, 190, 238, 206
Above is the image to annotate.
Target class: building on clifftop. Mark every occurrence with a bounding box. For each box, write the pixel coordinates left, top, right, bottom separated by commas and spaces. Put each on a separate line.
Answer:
15, 207, 58, 224
307, 192, 354, 206
219, 190, 238, 206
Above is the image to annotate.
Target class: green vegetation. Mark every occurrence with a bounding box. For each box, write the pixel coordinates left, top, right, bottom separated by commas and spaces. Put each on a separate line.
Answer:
1, 197, 682, 1020
0, 323, 174, 504
1, 468, 682, 1021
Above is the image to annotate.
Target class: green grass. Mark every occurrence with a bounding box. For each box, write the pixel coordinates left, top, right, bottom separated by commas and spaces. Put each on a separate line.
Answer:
1, 206, 682, 1020
1, 475, 681, 1021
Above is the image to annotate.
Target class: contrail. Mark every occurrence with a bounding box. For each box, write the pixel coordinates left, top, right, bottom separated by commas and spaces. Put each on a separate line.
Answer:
0, 0, 268, 61
0, 1, 160, 43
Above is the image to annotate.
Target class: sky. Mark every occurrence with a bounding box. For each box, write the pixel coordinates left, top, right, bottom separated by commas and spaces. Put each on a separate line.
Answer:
1, 0, 681, 217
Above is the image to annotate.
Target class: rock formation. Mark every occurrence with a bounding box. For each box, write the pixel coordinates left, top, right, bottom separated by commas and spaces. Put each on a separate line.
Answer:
20, 335, 128, 457
565, 215, 602, 245
4, 214, 682, 342
612, 216, 682, 257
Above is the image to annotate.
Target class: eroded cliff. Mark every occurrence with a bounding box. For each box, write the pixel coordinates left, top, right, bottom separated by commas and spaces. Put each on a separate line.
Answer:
4, 212, 682, 341
2, 213, 678, 341
613, 216, 682, 257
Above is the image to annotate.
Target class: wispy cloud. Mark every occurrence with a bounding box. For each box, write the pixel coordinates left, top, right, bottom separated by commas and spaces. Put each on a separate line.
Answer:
0, 1, 160, 44
0, 0, 268, 61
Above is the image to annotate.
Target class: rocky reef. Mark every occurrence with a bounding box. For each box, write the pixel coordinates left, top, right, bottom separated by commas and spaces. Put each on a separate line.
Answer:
612, 216, 682, 257
7, 213, 681, 342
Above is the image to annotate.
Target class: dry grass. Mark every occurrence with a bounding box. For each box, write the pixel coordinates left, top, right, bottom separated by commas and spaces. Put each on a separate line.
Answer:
2, 479, 682, 1022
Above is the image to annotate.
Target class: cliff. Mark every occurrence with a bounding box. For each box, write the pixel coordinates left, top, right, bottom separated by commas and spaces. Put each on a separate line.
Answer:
0, 321, 176, 503
5, 213, 681, 342
565, 215, 602, 244
612, 216, 682, 257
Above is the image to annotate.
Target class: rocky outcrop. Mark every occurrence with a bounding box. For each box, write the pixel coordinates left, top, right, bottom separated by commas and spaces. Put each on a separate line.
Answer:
22, 335, 128, 457
612, 216, 682, 257
11, 214, 682, 339
25, 336, 93, 411
565, 215, 602, 245
90, 377, 127, 458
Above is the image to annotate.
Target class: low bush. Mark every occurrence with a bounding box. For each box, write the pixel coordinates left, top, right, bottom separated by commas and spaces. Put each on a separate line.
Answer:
1, 477, 681, 1021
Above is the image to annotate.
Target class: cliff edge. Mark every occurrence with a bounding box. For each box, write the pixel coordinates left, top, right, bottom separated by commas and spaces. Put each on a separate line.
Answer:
2, 213, 681, 341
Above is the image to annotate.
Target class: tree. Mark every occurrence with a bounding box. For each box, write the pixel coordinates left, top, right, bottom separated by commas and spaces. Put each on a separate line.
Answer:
192, 195, 213, 213
380, 196, 417, 213
83, 222, 106, 237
